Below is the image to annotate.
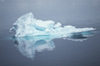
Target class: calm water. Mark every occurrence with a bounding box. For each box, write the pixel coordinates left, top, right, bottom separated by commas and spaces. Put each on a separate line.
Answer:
0, 0, 100, 66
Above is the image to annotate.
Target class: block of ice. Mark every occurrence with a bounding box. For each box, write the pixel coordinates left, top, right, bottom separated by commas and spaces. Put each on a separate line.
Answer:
10, 12, 95, 59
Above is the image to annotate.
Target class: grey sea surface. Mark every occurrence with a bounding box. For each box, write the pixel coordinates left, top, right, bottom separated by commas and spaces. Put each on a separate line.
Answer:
0, 0, 100, 66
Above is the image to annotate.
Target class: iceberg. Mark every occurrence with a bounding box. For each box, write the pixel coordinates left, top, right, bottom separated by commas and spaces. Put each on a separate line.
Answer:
10, 12, 95, 59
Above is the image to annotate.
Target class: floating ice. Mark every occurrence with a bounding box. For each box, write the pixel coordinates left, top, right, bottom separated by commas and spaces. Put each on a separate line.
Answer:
10, 12, 95, 59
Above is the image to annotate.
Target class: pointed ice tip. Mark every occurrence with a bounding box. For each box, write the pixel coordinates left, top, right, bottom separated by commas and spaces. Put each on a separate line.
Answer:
28, 12, 33, 15
23, 12, 34, 17
25, 12, 34, 17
